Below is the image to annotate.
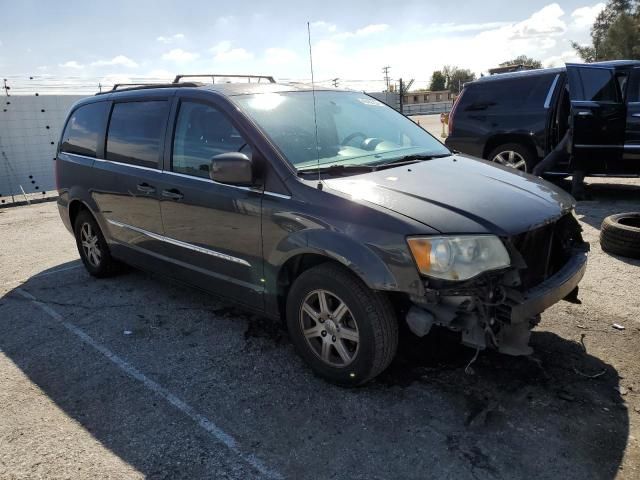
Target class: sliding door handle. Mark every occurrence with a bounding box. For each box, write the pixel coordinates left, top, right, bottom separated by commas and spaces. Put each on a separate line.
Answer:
162, 189, 184, 200
632, 113, 640, 118
137, 183, 155, 193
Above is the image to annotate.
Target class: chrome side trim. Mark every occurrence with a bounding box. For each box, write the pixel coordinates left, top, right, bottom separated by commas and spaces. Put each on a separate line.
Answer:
263, 191, 292, 200
93, 157, 159, 172
544, 74, 560, 109
574, 144, 623, 149
624, 144, 640, 150
107, 219, 251, 267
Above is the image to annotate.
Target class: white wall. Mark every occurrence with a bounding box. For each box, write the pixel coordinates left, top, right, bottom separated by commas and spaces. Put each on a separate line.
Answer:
0, 95, 85, 204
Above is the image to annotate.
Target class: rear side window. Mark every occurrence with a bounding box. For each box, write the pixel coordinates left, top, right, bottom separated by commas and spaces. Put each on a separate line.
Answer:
172, 101, 251, 179
60, 102, 108, 157
574, 68, 621, 102
106, 101, 169, 168
459, 74, 556, 112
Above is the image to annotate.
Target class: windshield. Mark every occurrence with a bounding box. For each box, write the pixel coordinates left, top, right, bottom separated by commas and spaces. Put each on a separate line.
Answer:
234, 91, 450, 171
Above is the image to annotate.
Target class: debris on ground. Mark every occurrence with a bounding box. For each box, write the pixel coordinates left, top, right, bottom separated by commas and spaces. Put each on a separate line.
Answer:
612, 323, 626, 330
123, 330, 132, 335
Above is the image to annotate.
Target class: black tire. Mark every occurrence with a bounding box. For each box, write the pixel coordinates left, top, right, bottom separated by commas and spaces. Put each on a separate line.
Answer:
286, 263, 398, 386
487, 143, 536, 173
600, 213, 640, 259
73, 210, 121, 277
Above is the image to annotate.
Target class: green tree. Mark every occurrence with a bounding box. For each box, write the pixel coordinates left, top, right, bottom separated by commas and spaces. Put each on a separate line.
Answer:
499, 55, 543, 69
442, 65, 476, 94
572, 0, 640, 61
429, 70, 446, 90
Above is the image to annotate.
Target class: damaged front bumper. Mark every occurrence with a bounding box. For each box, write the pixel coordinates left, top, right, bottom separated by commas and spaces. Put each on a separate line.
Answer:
406, 215, 589, 356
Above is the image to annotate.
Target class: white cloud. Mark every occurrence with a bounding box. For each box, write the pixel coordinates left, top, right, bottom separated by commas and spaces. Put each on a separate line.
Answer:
162, 48, 200, 62
334, 23, 389, 40
59, 60, 83, 69
211, 41, 253, 61
156, 33, 185, 44
424, 21, 511, 33
311, 21, 337, 32
264, 48, 297, 65
544, 49, 582, 67
90, 55, 138, 68
571, 3, 605, 29
507, 3, 567, 39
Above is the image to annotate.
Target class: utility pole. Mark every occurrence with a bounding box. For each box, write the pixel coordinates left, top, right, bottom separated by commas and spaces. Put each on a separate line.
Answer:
331, 78, 339, 88
399, 78, 403, 114
382, 66, 391, 92
2, 79, 9, 97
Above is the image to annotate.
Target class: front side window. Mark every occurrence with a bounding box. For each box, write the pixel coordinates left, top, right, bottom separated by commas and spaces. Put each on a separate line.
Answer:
106, 101, 169, 168
576, 68, 621, 102
60, 102, 108, 157
234, 91, 450, 171
172, 101, 251, 179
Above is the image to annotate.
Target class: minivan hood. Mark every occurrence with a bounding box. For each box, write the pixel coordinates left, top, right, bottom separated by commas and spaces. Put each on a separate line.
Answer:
323, 155, 575, 236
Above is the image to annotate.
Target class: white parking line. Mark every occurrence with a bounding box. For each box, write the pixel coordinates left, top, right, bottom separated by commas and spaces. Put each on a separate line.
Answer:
1, 263, 83, 289
14, 287, 282, 480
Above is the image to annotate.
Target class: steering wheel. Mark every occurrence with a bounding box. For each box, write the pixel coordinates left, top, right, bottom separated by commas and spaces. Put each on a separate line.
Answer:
341, 132, 368, 146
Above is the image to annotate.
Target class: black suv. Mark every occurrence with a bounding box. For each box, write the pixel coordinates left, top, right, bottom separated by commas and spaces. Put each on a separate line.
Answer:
56, 75, 588, 385
446, 60, 640, 176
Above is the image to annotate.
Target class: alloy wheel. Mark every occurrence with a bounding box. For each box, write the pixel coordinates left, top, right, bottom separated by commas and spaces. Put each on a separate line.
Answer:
80, 222, 102, 267
299, 289, 360, 367
492, 150, 527, 172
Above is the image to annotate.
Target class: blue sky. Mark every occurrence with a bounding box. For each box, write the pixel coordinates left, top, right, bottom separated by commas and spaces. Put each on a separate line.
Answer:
0, 0, 605, 90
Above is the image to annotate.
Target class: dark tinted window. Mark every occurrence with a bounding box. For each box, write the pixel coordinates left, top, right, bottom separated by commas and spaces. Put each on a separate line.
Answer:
576, 68, 621, 102
60, 102, 108, 157
172, 101, 251, 179
106, 101, 169, 168
459, 74, 556, 112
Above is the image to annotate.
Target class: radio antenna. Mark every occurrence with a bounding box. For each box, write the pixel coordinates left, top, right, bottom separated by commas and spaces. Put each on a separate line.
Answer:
307, 21, 322, 190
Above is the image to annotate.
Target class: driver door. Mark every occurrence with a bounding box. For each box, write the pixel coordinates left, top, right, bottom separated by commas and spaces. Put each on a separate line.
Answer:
155, 95, 264, 309
566, 63, 626, 174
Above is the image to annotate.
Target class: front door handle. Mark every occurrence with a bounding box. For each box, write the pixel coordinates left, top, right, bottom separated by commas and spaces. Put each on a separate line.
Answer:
576, 111, 593, 117
162, 188, 184, 200
632, 113, 640, 118
137, 183, 155, 193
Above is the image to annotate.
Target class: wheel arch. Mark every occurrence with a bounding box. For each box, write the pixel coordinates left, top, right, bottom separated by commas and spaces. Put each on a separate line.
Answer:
482, 134, 540, 160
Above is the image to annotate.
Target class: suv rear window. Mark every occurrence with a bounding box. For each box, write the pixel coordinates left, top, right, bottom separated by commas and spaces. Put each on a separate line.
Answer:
60, 102, 108, 157
106, 101, 169, 168
459, 74, 556, 112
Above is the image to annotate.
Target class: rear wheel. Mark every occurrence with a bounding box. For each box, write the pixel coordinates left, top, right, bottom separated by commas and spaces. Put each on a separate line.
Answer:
488, 143, 536, 173
286, 263, 398, 386
73, 210, 121, 277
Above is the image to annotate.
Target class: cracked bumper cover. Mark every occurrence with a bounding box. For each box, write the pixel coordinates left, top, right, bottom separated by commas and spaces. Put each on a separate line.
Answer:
510, 248, 588, 323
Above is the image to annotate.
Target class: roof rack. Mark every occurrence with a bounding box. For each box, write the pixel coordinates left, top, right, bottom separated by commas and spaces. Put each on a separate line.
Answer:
173, 74, 276, 84
96, 82, 202, 95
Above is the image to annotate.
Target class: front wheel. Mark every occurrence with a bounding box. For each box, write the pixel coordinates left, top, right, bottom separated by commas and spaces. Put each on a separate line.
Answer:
286, 263, 398, 386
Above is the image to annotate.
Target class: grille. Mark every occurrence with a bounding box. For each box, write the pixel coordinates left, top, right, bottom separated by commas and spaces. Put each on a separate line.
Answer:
510, 214, 577, 290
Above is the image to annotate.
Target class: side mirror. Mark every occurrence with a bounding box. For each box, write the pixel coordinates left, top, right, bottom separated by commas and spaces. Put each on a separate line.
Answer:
209, 152, 253, 186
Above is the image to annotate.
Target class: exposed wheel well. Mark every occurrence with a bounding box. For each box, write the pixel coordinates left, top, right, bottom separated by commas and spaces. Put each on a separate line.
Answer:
68, 200, 89, 229
483, 135, 538, 160
276, 254, 344, 321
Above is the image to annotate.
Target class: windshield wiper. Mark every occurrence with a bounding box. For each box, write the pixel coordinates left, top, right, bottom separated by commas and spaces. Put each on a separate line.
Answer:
377, 153, 451, 168
297, 164, 376, 176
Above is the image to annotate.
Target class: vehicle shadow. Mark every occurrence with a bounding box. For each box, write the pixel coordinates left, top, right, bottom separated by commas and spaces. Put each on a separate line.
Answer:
0, 263, 630, 480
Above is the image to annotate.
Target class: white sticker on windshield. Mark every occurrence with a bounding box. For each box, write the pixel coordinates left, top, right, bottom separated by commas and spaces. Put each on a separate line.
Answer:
358, 97, 384, 106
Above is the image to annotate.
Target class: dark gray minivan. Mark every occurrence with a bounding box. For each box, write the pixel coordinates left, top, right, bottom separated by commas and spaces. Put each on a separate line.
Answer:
56, 75, 589, 385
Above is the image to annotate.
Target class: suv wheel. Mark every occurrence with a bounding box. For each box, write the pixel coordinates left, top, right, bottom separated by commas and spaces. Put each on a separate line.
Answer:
74, 210, 121, 277
488, 143, 535, 172
286, 263, 398, 386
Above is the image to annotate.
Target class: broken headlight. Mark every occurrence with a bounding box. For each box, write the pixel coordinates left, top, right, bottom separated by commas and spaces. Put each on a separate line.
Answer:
407, 235, 510, 281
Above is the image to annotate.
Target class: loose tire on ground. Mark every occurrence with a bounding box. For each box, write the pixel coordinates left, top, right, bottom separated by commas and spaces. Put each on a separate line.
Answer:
600, 212, 640, 260
286, 263, 399, 386
73, 209, 122, 277
487, 143, 536, 173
